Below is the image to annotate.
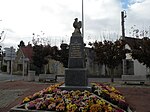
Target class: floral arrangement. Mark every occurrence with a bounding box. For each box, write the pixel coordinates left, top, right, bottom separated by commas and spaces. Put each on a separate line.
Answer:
91, 83, 129, 111
20, 82, 128, 112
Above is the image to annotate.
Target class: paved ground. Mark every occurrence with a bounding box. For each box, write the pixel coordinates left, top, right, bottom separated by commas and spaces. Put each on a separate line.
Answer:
0, 73, 150, 112
117, 86, 150, 112
0, 81, 51, 112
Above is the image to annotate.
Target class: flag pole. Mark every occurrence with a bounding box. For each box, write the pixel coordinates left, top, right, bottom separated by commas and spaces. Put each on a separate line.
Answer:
82, 0, 84, 38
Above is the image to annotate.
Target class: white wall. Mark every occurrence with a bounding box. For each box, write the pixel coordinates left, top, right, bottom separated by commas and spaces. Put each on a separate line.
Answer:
134, 59, 147, 76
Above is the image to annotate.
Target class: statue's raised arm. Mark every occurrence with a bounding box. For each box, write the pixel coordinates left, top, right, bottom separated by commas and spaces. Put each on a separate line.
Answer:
72, 18, 82, 36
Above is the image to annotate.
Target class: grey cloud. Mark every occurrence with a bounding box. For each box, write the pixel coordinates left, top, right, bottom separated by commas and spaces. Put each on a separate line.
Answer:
125, 0, 150, 36
84, 16, 120, 34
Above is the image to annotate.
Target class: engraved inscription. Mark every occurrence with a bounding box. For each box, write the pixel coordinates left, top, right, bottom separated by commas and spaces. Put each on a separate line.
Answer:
70, 43, 82, 58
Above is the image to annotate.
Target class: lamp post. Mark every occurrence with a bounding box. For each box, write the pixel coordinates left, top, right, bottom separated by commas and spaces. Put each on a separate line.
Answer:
0, 20, 2, 40
121, 10, 127, 39
82, 0, 84, 38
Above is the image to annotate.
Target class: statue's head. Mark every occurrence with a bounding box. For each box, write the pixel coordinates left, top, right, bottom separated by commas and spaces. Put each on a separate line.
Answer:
74, 18, 78, 21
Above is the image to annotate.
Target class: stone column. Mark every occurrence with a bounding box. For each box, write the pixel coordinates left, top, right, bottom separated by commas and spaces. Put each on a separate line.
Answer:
65, 35, 88, 86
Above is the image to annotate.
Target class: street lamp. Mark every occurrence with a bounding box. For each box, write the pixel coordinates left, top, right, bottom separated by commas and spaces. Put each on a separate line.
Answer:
121, 10, 127, 39
82, 0, 84, 38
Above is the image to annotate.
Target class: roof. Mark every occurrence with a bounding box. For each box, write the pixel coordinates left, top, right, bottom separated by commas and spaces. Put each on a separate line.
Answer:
124, 37, 143, 50
21, 45, 33, 61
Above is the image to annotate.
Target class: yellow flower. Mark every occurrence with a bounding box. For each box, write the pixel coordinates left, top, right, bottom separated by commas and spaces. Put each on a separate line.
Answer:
23, 97, 30, 103
66, 103, 77, 111
96, 99, 102, 105
90, 104, 101, 112
102, 89, 109, 94
108, 104, 113, 111
111, 87, 116, 91
49, 97, 55, 102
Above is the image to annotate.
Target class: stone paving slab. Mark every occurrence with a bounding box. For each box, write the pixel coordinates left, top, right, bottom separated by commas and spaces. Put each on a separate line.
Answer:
0, 89, 27, 108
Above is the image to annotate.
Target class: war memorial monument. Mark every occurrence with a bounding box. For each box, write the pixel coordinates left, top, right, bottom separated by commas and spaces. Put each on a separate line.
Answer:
60, 18, 91, 91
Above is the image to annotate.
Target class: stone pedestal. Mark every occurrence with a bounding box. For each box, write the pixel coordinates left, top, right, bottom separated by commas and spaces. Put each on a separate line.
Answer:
65, 68, 87, 86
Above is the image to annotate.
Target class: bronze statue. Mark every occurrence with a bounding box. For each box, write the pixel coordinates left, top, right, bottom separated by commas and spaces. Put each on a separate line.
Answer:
73, 18, 82, 35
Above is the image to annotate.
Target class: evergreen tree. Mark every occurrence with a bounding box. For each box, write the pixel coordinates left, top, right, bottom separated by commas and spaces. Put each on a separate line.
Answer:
59, 43, 69, 67
32, 44, 51, 74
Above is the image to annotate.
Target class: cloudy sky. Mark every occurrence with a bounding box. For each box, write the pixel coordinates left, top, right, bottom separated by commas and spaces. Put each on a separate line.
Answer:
0, 0, 150, 49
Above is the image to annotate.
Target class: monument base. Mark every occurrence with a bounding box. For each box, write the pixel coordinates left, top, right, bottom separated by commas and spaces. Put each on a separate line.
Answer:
65, 68, 88, 86
59, 84, 91, 92
63, 68, 91, 92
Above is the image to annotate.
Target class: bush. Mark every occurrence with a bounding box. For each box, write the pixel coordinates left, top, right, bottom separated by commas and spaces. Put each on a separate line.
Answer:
146, 74, 150, 80
1, 65, 7, 72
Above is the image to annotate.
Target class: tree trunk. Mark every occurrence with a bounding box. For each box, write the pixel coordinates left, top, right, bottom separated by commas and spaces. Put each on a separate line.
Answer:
110, 68, 114, 82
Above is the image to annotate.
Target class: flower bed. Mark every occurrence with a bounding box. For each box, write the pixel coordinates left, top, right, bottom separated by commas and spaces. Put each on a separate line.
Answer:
91, 83, 129, 111
11, 82, 129, 112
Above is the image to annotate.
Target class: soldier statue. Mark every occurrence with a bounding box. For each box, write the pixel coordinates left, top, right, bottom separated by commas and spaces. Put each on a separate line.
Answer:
72, 18, 82, 35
